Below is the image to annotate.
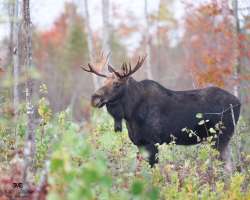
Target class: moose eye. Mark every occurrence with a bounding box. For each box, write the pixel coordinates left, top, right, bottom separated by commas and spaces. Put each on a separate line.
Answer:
113, 82, 121, 88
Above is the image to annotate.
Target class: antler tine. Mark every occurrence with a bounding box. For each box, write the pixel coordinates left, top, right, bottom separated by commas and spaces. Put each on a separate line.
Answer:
121, 63, 125, 71
125, 63, 129, 74
129, 62, 132, 73
121, 62, 128, 75
126, 55, 147, 76
115, 55, 146, 78
106, 52, 111, 63
104, 55, 146, 78
135, 56, 145, 69
80, 65, 91, 73
81, 52, 112, 78
80, 63, 108, 78
108, 64, 123, 78
120, 63, 124, 75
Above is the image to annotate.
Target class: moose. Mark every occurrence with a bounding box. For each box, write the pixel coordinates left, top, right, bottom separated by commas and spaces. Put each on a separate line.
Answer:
81, 55, 241, 169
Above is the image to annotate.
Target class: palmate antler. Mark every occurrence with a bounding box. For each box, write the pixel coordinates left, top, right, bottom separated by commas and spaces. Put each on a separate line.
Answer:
108, 55, 147, 79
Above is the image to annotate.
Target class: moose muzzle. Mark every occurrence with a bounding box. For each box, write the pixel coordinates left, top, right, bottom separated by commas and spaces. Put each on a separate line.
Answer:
91, 94, 106, 108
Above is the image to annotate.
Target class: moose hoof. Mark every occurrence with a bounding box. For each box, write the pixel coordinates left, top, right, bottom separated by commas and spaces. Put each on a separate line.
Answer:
114, 124, 122, 132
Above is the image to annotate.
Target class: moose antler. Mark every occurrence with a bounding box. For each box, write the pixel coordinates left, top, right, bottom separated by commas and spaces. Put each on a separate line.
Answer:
81, 64, 108, 78
80, 52, 110, 78
108, 55, 147, 78
124, 55, 147, 77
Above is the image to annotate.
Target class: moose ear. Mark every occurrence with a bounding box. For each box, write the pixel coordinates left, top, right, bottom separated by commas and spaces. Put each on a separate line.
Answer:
108, 64, 113, 73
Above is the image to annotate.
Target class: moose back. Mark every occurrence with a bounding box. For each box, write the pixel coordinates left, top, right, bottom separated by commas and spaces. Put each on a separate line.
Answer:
81, 55, 241, 167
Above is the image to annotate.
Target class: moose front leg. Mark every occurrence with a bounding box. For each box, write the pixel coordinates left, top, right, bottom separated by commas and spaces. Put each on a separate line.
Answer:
106, 103, 123, 132
114, 119, 122, 132
144, 144, 158, 167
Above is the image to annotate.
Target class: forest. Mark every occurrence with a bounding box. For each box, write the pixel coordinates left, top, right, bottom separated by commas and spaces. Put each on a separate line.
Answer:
0, 0, 250, 199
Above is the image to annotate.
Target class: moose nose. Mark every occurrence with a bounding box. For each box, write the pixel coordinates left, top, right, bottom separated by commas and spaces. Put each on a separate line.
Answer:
91, 94, 105, 108
91, 94, 100, 106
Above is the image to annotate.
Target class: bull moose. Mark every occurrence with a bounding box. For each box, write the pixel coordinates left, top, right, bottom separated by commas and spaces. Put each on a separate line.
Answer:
81, 55, 241, 168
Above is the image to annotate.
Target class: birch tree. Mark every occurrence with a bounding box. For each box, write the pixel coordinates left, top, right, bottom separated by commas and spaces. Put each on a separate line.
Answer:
8, 0, 14, 67
102, 0, 111, 56
6, 0, 20, 116
232, 0, 244, 172
144, 0, 153, 79
22, 0, 36, 191
233, 0, 241, 98
84, 0, 99, 90
13, 0, 20, 115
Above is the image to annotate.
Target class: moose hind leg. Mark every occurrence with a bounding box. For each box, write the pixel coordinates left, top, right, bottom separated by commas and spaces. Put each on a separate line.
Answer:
144, 144, 158, 167
220, 144, 233, 173
215, 134, 233, 173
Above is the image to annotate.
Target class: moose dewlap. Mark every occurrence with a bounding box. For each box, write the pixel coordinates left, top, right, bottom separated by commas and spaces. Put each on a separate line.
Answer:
81, 54, 241, 168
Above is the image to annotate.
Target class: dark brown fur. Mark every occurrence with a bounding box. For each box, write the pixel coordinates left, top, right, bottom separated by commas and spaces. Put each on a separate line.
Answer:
92, 77, 241, 167
82, 55, 240, 167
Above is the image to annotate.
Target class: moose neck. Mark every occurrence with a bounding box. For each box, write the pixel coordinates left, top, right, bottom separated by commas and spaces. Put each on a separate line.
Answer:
121, 77, 143, 120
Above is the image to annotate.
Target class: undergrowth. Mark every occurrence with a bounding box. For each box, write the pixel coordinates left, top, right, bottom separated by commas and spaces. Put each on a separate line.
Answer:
47, 110, 250, 200
0, 105, 250, 200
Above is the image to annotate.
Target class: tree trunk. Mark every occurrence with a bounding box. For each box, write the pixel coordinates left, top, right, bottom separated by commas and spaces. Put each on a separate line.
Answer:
8, 0, 15, 68
233, 0, 241, 98
144, 0, 153, 79
22, 0, 36, 192
102, 0, 111, 56
84, 0, 99, 90
13, 0, 20, 116
156, 1, 161, 80
232, 0, 243, 172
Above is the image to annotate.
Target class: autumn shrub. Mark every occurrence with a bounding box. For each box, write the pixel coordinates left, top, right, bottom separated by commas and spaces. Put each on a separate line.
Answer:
46, 110, 250, 200
0, 86, 249, 200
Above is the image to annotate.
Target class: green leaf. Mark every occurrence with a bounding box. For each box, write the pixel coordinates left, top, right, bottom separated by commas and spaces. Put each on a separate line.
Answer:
148, 187, 159, 200
198, 120, 205, 125
131, 180, 144, 195
82, 169, 99, 183
196, 113, 203, 119
100, 176, 112, 187
47, 192, 61, 200
181, 127, 187, 132
209, 128, 216, 134
51, 158, 64, 172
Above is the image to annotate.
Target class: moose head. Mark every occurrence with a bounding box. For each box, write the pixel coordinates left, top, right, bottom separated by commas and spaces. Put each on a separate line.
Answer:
81, 54, 146, 109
